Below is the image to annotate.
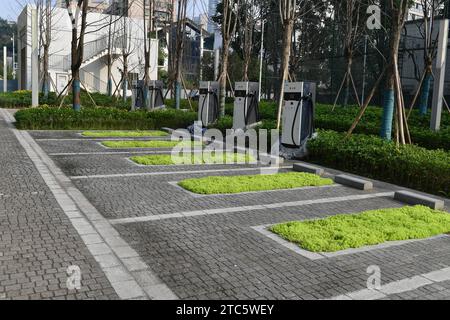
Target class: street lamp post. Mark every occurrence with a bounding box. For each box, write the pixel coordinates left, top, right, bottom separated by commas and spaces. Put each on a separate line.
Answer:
11, 33, 16, 80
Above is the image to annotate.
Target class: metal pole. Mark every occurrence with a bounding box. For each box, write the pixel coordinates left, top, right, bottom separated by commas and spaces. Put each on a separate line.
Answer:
32, 8, 39, 107
3, 47, 6, 92
431, 19, 449, 132
361, 35, 368, 104
12, 34, 15, 80
258, 20, 265, 102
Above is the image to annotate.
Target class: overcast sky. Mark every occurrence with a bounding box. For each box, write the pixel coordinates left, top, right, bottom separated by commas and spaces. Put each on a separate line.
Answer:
0, 0, 206, 22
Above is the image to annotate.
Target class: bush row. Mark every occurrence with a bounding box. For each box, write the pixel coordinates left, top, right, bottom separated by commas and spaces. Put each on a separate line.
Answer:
0, 91, 130, 110
307, 130, 450, 197
14, 106, 197, 131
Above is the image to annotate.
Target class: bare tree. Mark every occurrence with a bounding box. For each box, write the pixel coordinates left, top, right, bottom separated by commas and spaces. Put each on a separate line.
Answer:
380, 0, 412, 144
219, 0, 239, 117
39, 0, 53, 99
412, 0, 445, 116
173, 0, 188, 109
276, 0, 299, 129
239, 0, 260, 81
66, 0, 89, 111
332, 0, 363, 108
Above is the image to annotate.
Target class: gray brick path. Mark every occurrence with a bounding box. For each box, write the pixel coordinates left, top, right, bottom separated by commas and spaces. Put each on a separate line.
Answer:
0, 114, 118, 300
5, 117, 450, 300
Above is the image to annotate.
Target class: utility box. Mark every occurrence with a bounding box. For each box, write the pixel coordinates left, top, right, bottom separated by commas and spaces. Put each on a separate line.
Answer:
198, 81, 220, 126
281, 82, 316, 148
233, 82, 260, 130
147, 80, 165, 110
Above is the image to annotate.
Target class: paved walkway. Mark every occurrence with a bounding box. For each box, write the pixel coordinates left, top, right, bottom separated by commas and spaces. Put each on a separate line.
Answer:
1, 108, 450, 300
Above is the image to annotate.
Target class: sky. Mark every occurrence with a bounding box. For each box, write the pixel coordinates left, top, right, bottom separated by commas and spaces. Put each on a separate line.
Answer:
0, 0, 207, 22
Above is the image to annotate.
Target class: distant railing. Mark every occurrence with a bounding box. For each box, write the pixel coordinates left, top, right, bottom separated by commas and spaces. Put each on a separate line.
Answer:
60, 34, 126, 71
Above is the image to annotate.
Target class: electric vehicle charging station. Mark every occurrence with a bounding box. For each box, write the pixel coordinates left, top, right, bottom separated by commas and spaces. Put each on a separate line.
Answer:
147, 80, 165, 110
198, 81, 220, 126
233, 82, 261, 131
131, 80, 145, 110
281, 82, 316, 148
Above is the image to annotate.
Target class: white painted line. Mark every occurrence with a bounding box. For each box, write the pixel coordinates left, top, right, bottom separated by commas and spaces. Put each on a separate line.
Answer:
70, 165, 294, 180
0, 109, 177, 300
331, 266, 450, 300
168, 181, 341, 198
252, 223, 450, 261
109, 192, 395, 225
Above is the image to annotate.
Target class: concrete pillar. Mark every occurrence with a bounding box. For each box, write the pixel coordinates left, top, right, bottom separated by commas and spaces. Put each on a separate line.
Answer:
31, 8, 39, 107
3, 46, 6, 92
430, 19, 449, 132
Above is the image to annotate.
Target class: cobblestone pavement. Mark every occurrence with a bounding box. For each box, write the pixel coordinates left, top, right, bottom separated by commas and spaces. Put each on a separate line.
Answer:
3, 111, 450, 300
0, 113, 118, 300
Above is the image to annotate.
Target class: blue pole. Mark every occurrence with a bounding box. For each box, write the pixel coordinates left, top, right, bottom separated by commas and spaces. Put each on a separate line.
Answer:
418, 73, 431, 116
380, 89, 395, 140
73, 79, 81, 111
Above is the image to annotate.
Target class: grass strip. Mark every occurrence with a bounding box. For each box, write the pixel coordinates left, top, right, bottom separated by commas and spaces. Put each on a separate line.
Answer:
178, 172, 333, 195
82, 130, 168, 138
102, 140, 202, 148
131, 153, 255, 166
270, 206, 450, 253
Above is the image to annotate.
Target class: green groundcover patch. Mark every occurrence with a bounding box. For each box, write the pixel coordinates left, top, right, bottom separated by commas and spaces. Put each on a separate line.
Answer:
82, 130, 169, 138
131, 153, 255, 166
270, 206, 450, 253
178, 172, 333, 195
102, 140, 203, 149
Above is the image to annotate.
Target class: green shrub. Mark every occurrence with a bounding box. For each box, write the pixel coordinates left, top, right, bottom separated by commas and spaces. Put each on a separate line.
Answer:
14, 106, 197, 131
0, 90, 131, 109
307, 130, 450, 197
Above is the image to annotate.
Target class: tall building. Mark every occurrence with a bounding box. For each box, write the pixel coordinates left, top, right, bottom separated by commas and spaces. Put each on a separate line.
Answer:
109, 0, 176, 23
56, 0, 110, 12
207, 0, 218, 33
407, 0, 445, 20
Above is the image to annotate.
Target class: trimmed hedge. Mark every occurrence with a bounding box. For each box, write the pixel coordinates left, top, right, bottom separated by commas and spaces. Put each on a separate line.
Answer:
0, 91, 130, 109
14, 106, 197, 130
221, 102, 450, 150
307, 130, 450, 197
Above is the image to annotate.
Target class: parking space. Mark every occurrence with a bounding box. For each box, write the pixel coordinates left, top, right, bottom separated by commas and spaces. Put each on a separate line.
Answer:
3, 119, 449, 300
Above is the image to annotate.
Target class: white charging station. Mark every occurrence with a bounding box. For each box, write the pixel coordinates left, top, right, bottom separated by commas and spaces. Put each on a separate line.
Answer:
198, 81, 220, 126
281, 82, 316, 148
233, 82, 260, 130
147, 80, 165, 110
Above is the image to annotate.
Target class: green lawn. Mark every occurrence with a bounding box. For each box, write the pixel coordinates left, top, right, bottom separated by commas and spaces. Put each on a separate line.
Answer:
82, 130, 169, 138
131, 153, 255, 166
178, 172, 333, 194
102, 140, 203, 148
270, 206, 450, 253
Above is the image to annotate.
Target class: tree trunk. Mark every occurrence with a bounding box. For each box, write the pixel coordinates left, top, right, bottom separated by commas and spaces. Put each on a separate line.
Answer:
343, 55, 353, 107
219, 40, 230, 117
276, 20, 294, 129
122, 55, 128, 102
380, 23, 401, 141
72, 68, 81, 111
42, 44, 49, 99
418, 64, 432, 115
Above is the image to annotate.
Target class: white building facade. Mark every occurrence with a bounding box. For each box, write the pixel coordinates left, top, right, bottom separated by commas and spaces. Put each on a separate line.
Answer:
17, 4, 158, 95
